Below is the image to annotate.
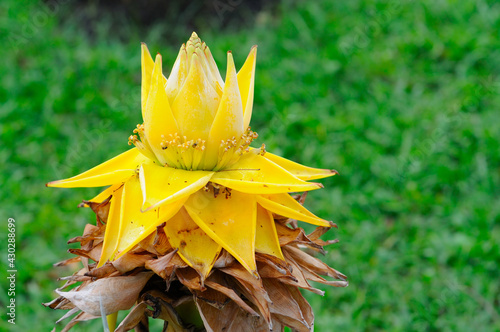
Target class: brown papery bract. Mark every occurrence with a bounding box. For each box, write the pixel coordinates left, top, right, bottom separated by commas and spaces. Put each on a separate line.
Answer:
45, 194, 347, 331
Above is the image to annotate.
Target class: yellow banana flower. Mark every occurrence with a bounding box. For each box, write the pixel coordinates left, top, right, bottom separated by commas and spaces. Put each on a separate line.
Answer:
47, 32, 337, 281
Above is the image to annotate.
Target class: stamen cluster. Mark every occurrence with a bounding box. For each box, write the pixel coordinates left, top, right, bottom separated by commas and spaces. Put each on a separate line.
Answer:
129, 124, 259, 171
160, 133, 206, 170
214, 127, 259, 171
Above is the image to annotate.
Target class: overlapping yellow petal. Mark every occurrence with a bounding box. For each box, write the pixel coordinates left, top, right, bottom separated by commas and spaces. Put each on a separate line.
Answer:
255, 204, 285, 260
171, 53, 220, 141
202, 43, 224, 90
165, 45, 189, 104
140, 43, 155, 118
115, 197, 187, 260
184, 189, 257, 276
143, 54, 179, 164
204, 52, 245, 170
46, 148, 144, 188
237, 46, 257, 130
110, 177, 186, 261
256, 193, 333, 227
263, 152, 338, 180
211, 152, 323, 194
139, 163, 213, 212
98, 186, 124, 267
164, 207, 222, 279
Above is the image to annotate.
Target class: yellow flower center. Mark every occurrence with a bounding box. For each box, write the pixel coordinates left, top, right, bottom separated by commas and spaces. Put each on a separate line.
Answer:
128, 124, 260, 171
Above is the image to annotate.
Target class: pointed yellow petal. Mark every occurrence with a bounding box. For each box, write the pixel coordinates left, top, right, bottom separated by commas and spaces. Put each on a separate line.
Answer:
98, 186, 124, 267
164, 207, 222, 279
205, 52, 245, 170
141, 43, 155, 119
211, 152, 323, 194
264, 151, 338, 180
144, 54, 179, 164
256, 193, 333, 227
171, 53, 220, 141
196, 44, 216, 88
112, 176, 186, 259
237, 46, 257, 129
203, 44, 224, 89
165, 45, 189, 104
47, 148, 145, 188
184, 189, 258, 276
115, 198, 187, 260
139, 163, 213, 212
255, 203, 285, 260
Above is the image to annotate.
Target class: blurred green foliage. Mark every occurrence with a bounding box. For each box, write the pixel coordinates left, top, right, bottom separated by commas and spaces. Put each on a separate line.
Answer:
1, 0, 499, 331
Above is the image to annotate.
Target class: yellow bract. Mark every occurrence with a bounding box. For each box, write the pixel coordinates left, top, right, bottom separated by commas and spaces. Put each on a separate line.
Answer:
47, 32, 338, 278
185, 189, 257, 276
164, 207, 222, 280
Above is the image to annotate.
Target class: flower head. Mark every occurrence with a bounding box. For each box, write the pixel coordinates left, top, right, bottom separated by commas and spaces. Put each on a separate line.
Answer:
134, 31, 257, 172
47, 33, 344, 330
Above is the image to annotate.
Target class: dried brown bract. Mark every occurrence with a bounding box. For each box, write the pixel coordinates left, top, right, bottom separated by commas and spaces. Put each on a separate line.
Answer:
45, 195, 347, 331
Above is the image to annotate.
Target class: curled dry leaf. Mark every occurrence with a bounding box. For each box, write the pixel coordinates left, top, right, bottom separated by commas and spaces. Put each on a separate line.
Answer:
80, 195, 112, 224
112, 252, 154, 273
55, 272, 153, 316
115, 302, 150, 332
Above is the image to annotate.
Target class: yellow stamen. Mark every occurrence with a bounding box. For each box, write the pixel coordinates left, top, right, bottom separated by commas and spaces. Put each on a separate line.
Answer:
129, 125, 258, 172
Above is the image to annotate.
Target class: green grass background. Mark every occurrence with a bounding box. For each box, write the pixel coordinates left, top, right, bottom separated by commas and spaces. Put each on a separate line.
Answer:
1, 0, 499, 331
